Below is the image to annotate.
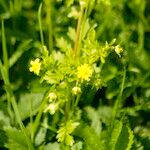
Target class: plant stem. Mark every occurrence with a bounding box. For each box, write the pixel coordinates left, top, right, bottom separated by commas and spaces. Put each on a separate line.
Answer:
45, 0, 53, 52
113, 65, 126, 119
73, 6, 84, 58
38, 3, 44, 46
1, 20, 8, 70
1, 20, 34, 150
32, 93, 48, 139
30, 96, 33, 142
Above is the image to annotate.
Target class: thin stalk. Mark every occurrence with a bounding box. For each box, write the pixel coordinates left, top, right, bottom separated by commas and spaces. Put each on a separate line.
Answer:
65, 86, 71, 122
38, 3, 44, 46
73, 6, 84, 58
0, 21, 34, 149
1, 20, 8, 70
0, 62, 34, 150
30, 97, 33, 142
75, 94, 81, 107
113, 65, 126, 118
0, 61, 13, 123
1, 21, 13, 122
45, 0, 53, 52
32, 94, 48, 139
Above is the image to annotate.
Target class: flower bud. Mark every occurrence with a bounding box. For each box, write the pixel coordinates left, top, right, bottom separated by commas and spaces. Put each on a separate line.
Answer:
72, 87, 81, 95
48, 92, 57, 102
44, 103, 58, 115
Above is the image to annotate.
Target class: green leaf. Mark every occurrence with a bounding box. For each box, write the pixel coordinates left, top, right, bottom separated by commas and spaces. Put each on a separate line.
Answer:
67, 27, 76, 42
126, 126, 134, 150
115, 125, 134, 150
0, 129, 7, 147
4, 127, 29, 150
74, 123, 105, 150
0, 110, 10, 126
109, 120, 123, 150
85, 106, 102, 135
45, 142, 60, 150
82, 19, 90, 40
56, 37, 71, 52
18, 93, 44, 120
71, 141, 83, 150
98, 106, 112, 125
35, 127, 47, 146
108, 120, 134, 150
42, 71, 64, 84
66, 0, 74, 7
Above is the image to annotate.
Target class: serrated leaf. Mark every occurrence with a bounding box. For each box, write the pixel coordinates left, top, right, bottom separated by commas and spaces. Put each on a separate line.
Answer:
85, 106, 102, 135
111, 124, 134, 150
4, 127, 28, 150
74, 123, 105, 150
126, 126, 134, 150
114, 125, 129, 150
109, 120, 123, 150
56, 37, 71, 52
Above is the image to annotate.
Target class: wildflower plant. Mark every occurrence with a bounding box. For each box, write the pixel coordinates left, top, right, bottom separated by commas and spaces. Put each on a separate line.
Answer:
28, 0, 124, 148
2, 0, 148, 149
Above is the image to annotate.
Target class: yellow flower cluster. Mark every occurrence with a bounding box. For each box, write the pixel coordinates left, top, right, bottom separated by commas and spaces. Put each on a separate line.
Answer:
29, 58, 41, 75
77, 64, 93, 81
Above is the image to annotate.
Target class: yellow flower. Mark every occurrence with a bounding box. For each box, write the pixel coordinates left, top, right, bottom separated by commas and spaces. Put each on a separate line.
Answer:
29, 58, 41, 75
77, 64, 93, 81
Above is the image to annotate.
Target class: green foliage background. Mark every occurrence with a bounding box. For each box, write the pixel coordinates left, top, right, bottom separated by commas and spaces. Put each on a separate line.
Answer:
0, 0, 150, 150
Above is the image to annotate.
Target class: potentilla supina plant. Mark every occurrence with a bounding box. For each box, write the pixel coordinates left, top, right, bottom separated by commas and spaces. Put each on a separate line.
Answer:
29, 0, 124, 147
29, 42, 123, 146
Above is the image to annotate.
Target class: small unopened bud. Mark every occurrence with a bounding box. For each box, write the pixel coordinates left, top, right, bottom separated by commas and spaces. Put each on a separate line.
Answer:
44, 103, 58, 115
72, 87, 81, 95
48, 92, 57, 102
